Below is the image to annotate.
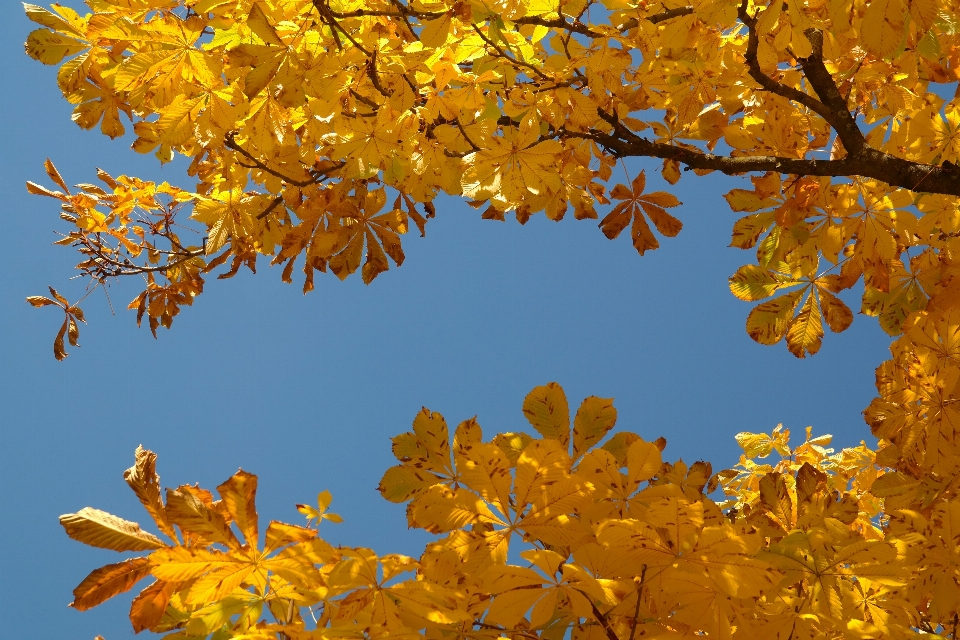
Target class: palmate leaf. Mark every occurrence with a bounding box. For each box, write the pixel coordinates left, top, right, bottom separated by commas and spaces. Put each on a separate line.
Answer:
599, 170, 683, 256
732, 261, 855, 356
59, 384, 942, 638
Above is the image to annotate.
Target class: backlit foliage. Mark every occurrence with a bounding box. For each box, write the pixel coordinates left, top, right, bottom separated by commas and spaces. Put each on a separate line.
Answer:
63, 383, 947, 640
22, 0, 960, 357
21, 0, 960, 637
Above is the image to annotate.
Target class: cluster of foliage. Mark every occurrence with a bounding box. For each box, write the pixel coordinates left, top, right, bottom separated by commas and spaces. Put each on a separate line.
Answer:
22, 0, 960, 357
20, 0, 960, 637
60, 384, 905, 639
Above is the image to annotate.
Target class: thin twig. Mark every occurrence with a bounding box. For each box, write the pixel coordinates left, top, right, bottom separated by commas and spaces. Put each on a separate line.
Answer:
225, 132, 319, 187
628, 566, 648, 640
91, 249, 204, 276
455, 119, 481, 151
589, 601, 621, 640
471, 22, 550, 81
257, 196, 286, 220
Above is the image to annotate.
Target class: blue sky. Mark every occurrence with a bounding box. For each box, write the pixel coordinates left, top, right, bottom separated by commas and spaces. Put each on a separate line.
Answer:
1, 4, 894, 639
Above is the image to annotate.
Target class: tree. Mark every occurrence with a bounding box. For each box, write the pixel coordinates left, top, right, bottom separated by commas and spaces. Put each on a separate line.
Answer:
21, 0, 960, 637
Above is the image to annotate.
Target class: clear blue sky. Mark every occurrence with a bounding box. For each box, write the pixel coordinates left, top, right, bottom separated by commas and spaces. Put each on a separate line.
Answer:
1, 4, 893, 639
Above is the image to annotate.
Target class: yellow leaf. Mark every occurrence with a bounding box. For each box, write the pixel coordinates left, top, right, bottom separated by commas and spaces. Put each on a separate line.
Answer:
149, 546, 237, 582
786, 292, 823, 358
420, 14, 452, 48
493, 431, 534, 464
129, 580, 175, 633
572, 396, 617, 460
26, 181, 66, 199
217, 470, 259, 548
60, 507, 166, 552
458, 442, 513, 517
861, 0, 906, 59
745, 289, 805, 345
729, 264, 797, 301
378, 465, 440, 503
263, 521, 317, 554
165, 486, 241, 549
247, 2, 284, 45
625, 438, 662, 485
24, 3, 86, 38
514, 439, 572, 512
25, 28, 85, 65
522, 382, 571, 447
182, 559, 256, 604
817, 287, 853, 333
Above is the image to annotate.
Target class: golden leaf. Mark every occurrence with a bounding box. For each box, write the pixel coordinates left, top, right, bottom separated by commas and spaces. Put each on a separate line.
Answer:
60, 508, 166, 552
522, 383, 571, 447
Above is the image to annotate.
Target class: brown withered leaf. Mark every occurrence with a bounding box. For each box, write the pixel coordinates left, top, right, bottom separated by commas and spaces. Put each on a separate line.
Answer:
599, 170, 682, 256
129, 580, 175, 633
124, 446, 176, 540
71, 557, 152, 611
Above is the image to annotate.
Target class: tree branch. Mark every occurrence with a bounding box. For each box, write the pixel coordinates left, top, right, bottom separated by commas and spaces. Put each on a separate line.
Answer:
312, 0, 372, 54
557, 3, 960, 197
628, 566, 647, 640
564, 123, 960, 196
618, 6, 695, 30
225, 132, 326, 187
366, 48, 393, 97
736, 1, 831, 117
471, 23, 550, 81
589, 601, 621, 640
454, 119, 481, 151
512, 15, 602, 36
736, 0, 868, 159
90, 248, 204, 276
257, 196, 285, 220
796, 28, 865, 154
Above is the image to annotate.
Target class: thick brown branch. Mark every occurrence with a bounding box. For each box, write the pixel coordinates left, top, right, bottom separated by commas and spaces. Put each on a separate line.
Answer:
512, 15, 602, 36
387, 0, 420, 39
367, 48, 393, 96
619, 6, 695, 30
565, 126, 960, 196
647, 6, 695, 23
349, 88, 379, 109
454, 119, 481, 151
736, 1, 832, 119
796, 28, 865, 154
